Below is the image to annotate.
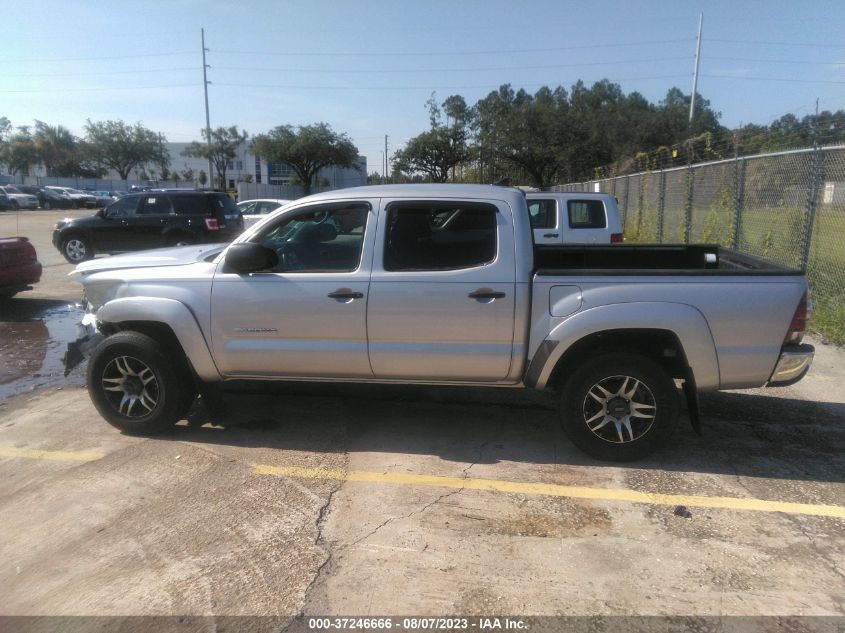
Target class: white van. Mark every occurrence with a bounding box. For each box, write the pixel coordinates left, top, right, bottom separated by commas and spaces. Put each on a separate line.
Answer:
525, 192, 623, 244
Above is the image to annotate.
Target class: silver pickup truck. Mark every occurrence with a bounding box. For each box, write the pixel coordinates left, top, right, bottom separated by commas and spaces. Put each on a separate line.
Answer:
68, 184, 814, 461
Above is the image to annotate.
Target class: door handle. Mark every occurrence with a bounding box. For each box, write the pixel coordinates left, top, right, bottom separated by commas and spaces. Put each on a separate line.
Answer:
543, 233, 559, 238
328, 290, 364, 300
468, 289, 506, 300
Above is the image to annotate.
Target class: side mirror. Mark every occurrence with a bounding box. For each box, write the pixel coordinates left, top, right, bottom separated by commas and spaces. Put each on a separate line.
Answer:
225, 242, 278, 273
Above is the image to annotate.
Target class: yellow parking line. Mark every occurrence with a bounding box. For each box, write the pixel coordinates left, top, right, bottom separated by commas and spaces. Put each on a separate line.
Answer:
254, 464, 845, 519
0, 447, 104, 462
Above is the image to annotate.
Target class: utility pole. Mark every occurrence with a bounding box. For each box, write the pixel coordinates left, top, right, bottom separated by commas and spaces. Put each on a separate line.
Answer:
384, 135, 389, 183
688, 13, 703, 128
201, 28, 213, 189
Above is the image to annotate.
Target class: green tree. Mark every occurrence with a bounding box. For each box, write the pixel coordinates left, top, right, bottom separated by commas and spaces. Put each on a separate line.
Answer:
181, 166, 195, 183
1, 126, 38, 176
83, 120, 168, 181
392, 94, 470, 182
33, 121, 81, 176
251, 123, 359, 195
198, 169, 207, 187
183, 126, 248, 189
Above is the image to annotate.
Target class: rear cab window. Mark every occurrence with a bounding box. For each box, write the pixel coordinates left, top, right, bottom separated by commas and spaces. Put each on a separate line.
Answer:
172, 195, 211, 215
567, 199, 607, 229
383, 202, 498, 271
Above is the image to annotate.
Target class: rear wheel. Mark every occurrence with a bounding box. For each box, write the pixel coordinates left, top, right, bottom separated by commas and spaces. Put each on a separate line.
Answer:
560, 353, 680, 461
87, 332, 192, 435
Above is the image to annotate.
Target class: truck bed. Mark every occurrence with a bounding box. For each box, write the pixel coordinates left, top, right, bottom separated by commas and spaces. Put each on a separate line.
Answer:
534, 244, 802, 276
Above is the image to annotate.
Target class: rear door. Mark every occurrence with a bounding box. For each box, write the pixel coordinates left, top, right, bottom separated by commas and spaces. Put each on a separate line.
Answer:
561, 197, 610, 243
366, 199, 517, 381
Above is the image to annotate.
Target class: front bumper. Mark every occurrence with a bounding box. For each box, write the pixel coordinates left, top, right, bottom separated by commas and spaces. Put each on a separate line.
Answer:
63, 311, 104, 376
768, 344, 814, 386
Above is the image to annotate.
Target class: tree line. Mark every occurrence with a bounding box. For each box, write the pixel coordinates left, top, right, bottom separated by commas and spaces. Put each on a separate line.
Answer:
390, 81, 845, 186
0, 118, 359, 195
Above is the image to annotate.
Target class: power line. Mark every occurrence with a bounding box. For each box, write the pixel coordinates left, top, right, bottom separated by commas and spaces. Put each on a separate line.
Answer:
213, 56, 691, 75
214, 75, 690, 92
0, 51, 196, 64
212, 38, 694, 58
708, 38, 845, 49
0, 83, 202, 94
703, 73, 845, 85
708, 56, 845, 65
0, 66, 199, 78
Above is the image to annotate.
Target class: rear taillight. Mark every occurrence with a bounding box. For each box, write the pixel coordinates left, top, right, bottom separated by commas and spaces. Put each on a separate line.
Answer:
784, 291, 810, 345
205, 218, 220, 230
610, 233, 624, 243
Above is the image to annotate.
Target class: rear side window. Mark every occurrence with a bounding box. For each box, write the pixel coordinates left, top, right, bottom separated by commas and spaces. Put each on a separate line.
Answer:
212, 194, 240, 215
567, 200, 606, 229
384, 202, 497, 271
172, 195, 210, 215
528, 200, 556, 229
140, 195, 173, 215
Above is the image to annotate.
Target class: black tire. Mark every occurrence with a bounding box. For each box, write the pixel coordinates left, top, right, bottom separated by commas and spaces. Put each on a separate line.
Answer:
87, 331, 191, 435
60, 234, 93, 263
560, 353, 680, 462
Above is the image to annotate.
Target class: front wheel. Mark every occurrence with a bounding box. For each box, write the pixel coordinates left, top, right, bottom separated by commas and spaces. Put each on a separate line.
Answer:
61, 235, 93, 263
87, 332, 190, 435
560, 353, 680, 462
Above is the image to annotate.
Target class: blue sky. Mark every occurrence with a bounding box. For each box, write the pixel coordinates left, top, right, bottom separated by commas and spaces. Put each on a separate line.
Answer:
2, 0, 843, 175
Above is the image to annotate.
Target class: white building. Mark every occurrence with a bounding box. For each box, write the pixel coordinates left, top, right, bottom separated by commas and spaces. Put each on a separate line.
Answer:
159, 142, 366, 190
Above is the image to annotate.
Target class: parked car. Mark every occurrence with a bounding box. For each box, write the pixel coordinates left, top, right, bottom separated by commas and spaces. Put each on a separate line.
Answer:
44, 186, 97, 209
237, 198, 293, 228
15, 185, 74, 210
0, 190, 9, 212
65, 184, 813, 462
52, 190, 245, 263
0, 237, 42, 298
90, 191, 116, 207
0, 186, 39, 210
526, 192, 624, 244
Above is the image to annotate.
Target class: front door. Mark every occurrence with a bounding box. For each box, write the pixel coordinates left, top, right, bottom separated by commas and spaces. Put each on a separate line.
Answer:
367, 199, 517, 382
210, 200, 376, 378
528, 198, 561, 245
92, 195, 141, 252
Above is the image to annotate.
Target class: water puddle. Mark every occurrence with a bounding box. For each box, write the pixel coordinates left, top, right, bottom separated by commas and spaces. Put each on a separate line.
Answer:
0, 300, 86, 400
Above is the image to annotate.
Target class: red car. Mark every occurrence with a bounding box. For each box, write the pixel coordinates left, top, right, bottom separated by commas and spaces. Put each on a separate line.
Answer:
0, 237, 42, 298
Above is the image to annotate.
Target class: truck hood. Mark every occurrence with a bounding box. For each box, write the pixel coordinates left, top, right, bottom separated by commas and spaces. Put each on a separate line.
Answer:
71, 244, 227, 276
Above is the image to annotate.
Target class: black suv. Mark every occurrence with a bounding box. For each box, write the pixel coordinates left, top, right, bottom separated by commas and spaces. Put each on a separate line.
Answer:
52, 191, 244, 263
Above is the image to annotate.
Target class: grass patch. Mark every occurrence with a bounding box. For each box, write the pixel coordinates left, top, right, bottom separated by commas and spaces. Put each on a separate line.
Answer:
810, 297, 845, 347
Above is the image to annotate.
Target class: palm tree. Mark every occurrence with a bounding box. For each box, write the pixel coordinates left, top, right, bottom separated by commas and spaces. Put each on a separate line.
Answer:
33, 121, 78, 177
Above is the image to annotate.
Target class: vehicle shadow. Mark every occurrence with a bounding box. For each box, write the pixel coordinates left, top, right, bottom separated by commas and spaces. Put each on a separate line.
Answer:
0, 297, 71, 321
160, 381, 845, 484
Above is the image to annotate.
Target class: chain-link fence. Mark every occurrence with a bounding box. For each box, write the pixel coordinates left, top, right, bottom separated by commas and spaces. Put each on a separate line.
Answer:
552, 145, 845, 344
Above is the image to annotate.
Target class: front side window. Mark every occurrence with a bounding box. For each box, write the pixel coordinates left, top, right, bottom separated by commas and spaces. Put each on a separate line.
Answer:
384, 202, 497, 272
528, 200, 556, 229
567, 200, 607, 229
106, 196, 140, 217
252, 202, 369, 273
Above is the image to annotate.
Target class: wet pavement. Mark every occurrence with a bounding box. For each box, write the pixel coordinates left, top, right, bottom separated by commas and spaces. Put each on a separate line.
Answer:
0, 299, 85, 400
